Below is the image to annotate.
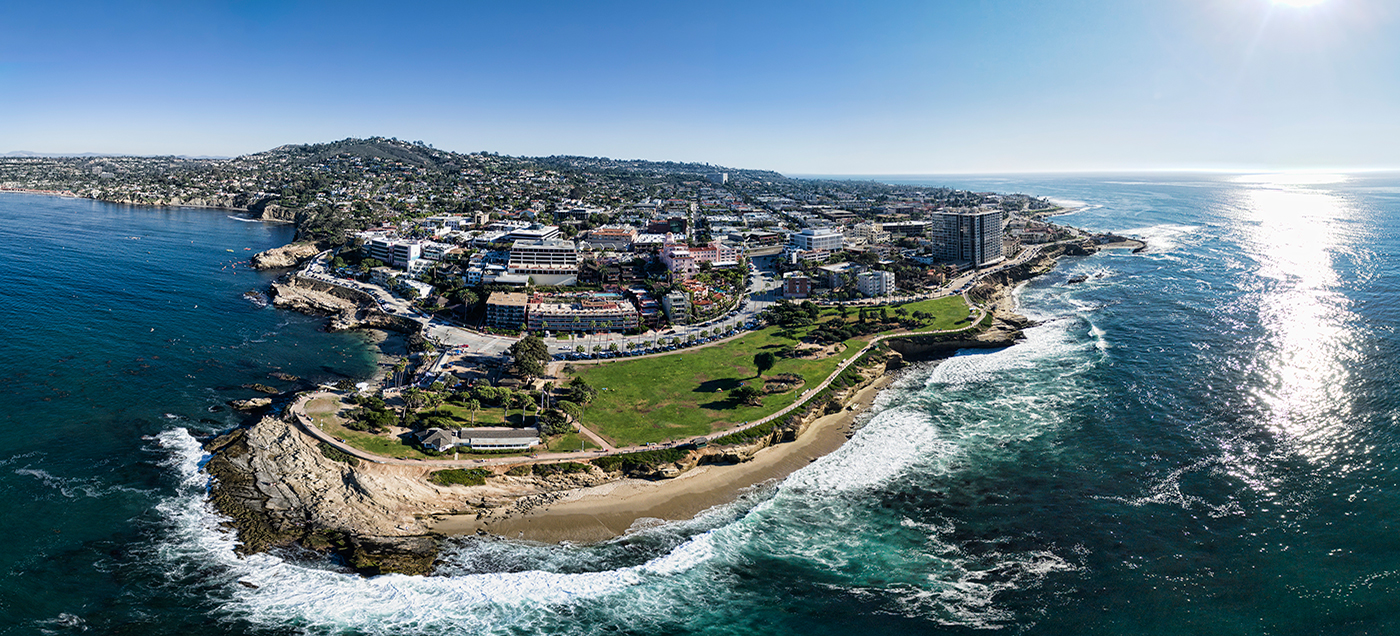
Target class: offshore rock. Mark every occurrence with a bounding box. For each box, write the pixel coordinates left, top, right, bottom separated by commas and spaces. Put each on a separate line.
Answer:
250, 242, 321, 270
229, 397, 273, 411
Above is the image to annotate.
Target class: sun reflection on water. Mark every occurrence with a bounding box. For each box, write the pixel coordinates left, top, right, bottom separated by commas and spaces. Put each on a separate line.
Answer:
1231, 173, 1361, 466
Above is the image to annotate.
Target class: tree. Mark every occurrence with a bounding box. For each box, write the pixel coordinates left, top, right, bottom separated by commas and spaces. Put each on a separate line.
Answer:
402, 387, 428, 412
510, 334, 550, 380
557, 400, 583, 422
538, 408, 571, 435
753, 351, 778, 378
515, 357, 546, 380
463, 398, 480, 425
730, 384, 764, 407
568, 377, 598, 405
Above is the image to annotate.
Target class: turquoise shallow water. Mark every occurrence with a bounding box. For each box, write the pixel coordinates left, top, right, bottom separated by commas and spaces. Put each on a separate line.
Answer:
3, 173, 1400, 634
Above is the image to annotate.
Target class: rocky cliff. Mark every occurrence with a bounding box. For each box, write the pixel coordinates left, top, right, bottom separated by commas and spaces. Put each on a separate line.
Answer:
205, 413, 620, 575
205, 415, 449, 574
250, 242, 321, 270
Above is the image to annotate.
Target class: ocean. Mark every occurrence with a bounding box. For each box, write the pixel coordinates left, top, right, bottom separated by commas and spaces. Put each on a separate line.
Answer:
2, 172, 1399, 634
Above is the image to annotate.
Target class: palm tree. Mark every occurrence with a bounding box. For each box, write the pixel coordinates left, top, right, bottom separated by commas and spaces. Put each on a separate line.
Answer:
402, 387, 426, 411
463, 398, 480, 425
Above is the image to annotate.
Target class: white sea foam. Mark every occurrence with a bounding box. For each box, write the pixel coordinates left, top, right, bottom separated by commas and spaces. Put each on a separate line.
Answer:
146, 304, 1099, 634
1114, 223, 1200, 253
149, 427, 729, 634
12, 466, 148, 499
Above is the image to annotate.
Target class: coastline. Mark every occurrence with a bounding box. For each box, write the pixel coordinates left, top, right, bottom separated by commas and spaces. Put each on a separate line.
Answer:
430, 373, 898, 543
205, 240, 1089, 571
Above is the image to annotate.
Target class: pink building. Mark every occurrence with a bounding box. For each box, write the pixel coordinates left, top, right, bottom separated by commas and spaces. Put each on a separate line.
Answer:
659, 241, 742, 279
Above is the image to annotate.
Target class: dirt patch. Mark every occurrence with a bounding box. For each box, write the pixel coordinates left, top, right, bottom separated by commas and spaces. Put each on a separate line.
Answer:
305, 397, 343, 415
763, 373, 804, 394
792, 342, 845, 360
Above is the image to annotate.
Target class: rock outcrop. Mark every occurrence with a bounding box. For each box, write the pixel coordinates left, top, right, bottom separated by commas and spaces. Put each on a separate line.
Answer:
268, 276, 419, 333
205, 414, 626, 574
250, 243, 321, 270
206, 415, 457, 574
229, 397, 272, 411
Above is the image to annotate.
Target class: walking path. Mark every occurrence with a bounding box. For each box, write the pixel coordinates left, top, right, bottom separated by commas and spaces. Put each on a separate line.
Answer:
285, 239, 1072, 469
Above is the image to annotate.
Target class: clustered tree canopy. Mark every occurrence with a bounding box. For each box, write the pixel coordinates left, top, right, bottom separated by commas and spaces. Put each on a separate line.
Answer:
509, 334, 550, 380
729, 383, 764, 407
764, 299, 820, 328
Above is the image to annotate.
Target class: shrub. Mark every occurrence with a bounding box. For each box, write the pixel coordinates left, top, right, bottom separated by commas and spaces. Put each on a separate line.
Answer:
592, 448, 688, 473
505, 465, 532, 477
533, 462, 590, 476
428, 468, 494, 486
318, 442, 360, 466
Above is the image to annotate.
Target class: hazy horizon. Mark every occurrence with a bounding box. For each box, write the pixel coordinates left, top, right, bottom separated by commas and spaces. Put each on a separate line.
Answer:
3, 0, 1396, 174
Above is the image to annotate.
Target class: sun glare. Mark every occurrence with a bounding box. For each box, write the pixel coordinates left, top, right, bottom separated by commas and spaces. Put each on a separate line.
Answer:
1271, 0, 1328, 6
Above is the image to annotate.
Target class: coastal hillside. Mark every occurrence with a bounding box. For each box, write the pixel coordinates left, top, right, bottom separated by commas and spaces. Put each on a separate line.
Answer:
0, 137, 1041, 247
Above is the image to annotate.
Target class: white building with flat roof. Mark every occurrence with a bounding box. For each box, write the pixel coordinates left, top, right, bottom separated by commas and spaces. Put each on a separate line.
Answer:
856, 270, 896, 297
507, 239, 579, 286
507, 224, 560, 242
790, 227, 845, 252
365, 237, 422, 267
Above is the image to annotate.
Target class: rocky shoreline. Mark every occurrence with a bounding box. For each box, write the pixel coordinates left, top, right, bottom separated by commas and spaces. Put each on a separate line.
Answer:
268, 275, 420, 333
202, 240, 1099, 575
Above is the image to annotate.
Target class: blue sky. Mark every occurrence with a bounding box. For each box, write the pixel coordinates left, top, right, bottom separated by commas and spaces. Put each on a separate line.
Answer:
1, 0, 1395, 173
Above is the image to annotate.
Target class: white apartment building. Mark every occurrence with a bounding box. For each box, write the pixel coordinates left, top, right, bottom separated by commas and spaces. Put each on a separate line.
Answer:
856, 270, 897, 297
507, 239, 579, 286
365, 237, 422, 267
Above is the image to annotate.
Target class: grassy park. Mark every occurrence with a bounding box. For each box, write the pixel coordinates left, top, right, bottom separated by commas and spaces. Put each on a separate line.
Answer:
568, 294, 973, 446
302, 396, 531, 459
569, 326, 863, 446
299, 293, 978, 456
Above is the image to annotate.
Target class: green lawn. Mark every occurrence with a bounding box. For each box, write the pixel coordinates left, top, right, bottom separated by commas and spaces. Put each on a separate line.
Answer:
548, 431, 601, 452
897, 295, 977, 332
436, 403, 519, 427
307, 396, 532, 460
570, 325, 866, 446
568, 295, 973, 447
813, 295, 970, 332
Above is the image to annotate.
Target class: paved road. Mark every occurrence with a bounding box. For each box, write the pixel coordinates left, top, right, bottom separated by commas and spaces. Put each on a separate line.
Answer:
284, 236, 1082, 468
287, 297, 995, 468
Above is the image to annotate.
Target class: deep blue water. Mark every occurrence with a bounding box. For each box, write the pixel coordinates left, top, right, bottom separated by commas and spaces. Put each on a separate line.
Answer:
3, 173, 1400, 635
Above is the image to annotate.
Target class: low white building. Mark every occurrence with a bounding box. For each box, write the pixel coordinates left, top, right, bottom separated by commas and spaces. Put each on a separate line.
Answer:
416, 427, 541, 451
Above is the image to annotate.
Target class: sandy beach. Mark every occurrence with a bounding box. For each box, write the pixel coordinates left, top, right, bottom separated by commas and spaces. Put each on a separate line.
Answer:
430, 373, 898, 543
358, 329, 409, 386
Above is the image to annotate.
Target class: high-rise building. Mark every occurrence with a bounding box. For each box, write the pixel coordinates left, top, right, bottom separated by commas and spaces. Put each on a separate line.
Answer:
933, 210, 1004, 267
